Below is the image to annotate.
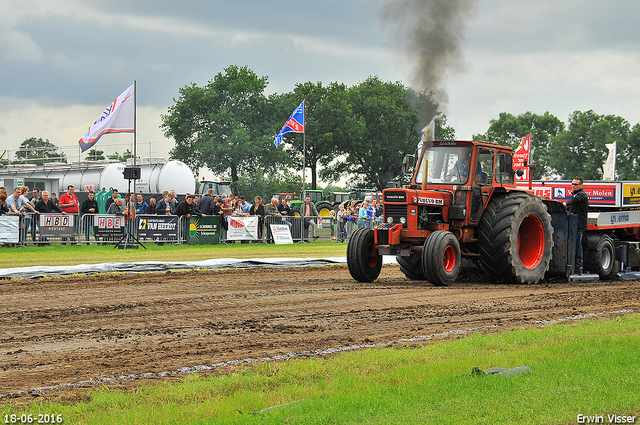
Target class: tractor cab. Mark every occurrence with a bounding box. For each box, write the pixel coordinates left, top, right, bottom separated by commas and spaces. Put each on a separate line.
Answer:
395, 141, 516, 230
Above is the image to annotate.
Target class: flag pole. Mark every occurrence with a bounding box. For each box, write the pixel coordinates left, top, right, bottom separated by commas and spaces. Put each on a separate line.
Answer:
302, 99, 306, 203
133, 80, 137, 195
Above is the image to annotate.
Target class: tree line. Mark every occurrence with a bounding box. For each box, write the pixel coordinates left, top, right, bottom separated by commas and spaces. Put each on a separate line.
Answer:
163, 65, 640, 191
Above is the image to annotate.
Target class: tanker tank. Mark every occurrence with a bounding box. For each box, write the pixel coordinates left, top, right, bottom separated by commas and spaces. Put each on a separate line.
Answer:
0, 159, 196, 201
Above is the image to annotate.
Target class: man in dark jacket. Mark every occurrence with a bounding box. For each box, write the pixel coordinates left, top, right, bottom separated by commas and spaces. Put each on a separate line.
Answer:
35, 191, 63, 243
198, 189, 215, 215
81, 191, 99, 244
35, 190, 63, 214
563, 177, 589, 274
175, 195, 205, 219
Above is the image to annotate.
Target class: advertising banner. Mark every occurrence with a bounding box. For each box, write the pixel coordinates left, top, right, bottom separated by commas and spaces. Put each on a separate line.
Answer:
516, 181, 625, 208
623, 183, 640, 206
136, 215, 178, 239
0, 216, 19, 243
270, 224, 293, 244
185, 216, 221, 245
93, 214, 125, 238
226, 216, 259, 241
39, 214, 76, 238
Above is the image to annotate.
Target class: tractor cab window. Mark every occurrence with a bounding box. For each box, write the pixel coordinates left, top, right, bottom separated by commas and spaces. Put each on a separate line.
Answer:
477, 148, 493, 186
495, 153, 514, 185
307, 191, 322, 204
415, 145, 474, 185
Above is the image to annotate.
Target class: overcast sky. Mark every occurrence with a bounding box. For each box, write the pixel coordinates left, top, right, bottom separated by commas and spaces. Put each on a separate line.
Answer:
2, 0, 640, 177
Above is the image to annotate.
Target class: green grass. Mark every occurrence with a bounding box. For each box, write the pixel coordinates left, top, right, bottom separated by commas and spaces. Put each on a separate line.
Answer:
0, 241, 348, 268
3, 314, 639, 424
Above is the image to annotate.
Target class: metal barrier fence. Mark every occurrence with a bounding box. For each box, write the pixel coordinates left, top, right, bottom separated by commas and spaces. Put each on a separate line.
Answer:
0, 213, 384, 246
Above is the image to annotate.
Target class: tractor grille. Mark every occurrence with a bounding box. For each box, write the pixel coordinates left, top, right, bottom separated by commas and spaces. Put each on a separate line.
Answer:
376, 223, 394, 245
384, 191, 407, 203
383, 205, 408, 228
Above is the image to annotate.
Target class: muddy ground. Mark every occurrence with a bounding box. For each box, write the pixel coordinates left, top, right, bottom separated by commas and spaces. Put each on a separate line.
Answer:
1, 265, 639, 404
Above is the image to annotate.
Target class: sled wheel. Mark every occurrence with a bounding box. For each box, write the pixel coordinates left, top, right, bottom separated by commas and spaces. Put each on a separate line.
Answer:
584, 234, 615, 278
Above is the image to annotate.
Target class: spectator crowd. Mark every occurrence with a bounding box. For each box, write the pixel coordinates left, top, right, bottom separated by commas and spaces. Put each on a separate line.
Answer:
0, 185, 382, 246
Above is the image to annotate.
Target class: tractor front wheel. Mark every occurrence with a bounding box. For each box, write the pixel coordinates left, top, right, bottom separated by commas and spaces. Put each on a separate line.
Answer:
347, 228, 382, 282
421, 230, 461, 286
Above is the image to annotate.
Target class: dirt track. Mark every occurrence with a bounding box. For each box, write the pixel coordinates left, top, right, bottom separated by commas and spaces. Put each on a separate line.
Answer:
1, 265, 639, 403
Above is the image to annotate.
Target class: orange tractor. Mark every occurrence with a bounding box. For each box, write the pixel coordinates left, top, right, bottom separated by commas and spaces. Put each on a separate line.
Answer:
347, 140, 558, 285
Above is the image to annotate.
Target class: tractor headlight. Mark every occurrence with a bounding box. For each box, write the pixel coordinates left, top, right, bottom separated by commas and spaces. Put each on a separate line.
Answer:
400, 217, 406, 224
387, 216, 393, 223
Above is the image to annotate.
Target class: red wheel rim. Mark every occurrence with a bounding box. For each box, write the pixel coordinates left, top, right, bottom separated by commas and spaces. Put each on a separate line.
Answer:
367, 244, 379, 268
517, 213, 545, 269
442, 245, 456, 272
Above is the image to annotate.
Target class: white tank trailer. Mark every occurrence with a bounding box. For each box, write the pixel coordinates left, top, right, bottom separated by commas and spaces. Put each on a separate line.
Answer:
0, 158, 196, 202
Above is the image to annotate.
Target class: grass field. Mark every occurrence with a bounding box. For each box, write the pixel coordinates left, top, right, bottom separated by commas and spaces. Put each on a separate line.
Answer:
2, 314, 639, 424
0, 241, 348, 269
2, 241, 638, 424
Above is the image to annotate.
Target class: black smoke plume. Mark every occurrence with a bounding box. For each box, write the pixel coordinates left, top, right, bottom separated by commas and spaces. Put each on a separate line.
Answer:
381, 0, 478, 125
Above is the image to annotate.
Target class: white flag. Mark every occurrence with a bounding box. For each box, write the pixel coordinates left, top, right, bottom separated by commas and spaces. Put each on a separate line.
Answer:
602, 141, 616, 181
418, 117, 436, 152
78, 84, 135, 153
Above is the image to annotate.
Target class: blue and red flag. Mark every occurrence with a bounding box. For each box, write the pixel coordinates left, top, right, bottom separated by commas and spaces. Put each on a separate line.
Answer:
274, 101, 304, 148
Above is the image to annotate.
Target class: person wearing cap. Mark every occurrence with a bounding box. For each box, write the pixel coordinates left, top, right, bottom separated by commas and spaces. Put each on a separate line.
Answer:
81, 191, 99, 244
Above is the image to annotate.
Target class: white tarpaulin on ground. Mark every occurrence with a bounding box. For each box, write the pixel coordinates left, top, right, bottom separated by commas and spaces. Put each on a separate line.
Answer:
0, 256, 398, 280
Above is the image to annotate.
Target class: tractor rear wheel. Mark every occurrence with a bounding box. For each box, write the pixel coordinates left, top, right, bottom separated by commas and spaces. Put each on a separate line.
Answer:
478, 193, 554, 284
584, 234, 615, 278
316, 202, 333, 217
397, 253, 426, 280
347, 228, 382, 282
421, 230, 461, 286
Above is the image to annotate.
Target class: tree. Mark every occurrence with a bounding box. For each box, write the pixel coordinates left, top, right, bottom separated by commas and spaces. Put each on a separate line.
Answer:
435, 115, 456, 140
276, 81, 357, 189
549, 110, 630, 180
330, 77, 425, 190
162, 65, 286, 184
85, 149, 105, 161
236, 169, 303, 203
107, 149, 134, 162
617, 123, 640, 180
474, 111, 564, 179
14, 137, 67, 165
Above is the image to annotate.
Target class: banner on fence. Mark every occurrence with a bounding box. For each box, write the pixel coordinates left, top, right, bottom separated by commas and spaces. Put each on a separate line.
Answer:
227, 216, 259, 241
270, 224, 293, 244
0, 216, 20, 243
136, 215, 178, 239
93, 214, 125, 237
39, 214, 76, 238
185, 216, 221, 244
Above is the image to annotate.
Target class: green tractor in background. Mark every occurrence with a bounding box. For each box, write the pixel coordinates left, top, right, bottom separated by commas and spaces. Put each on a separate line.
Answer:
289, 189, 334, 217
276, 188, 377, 217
